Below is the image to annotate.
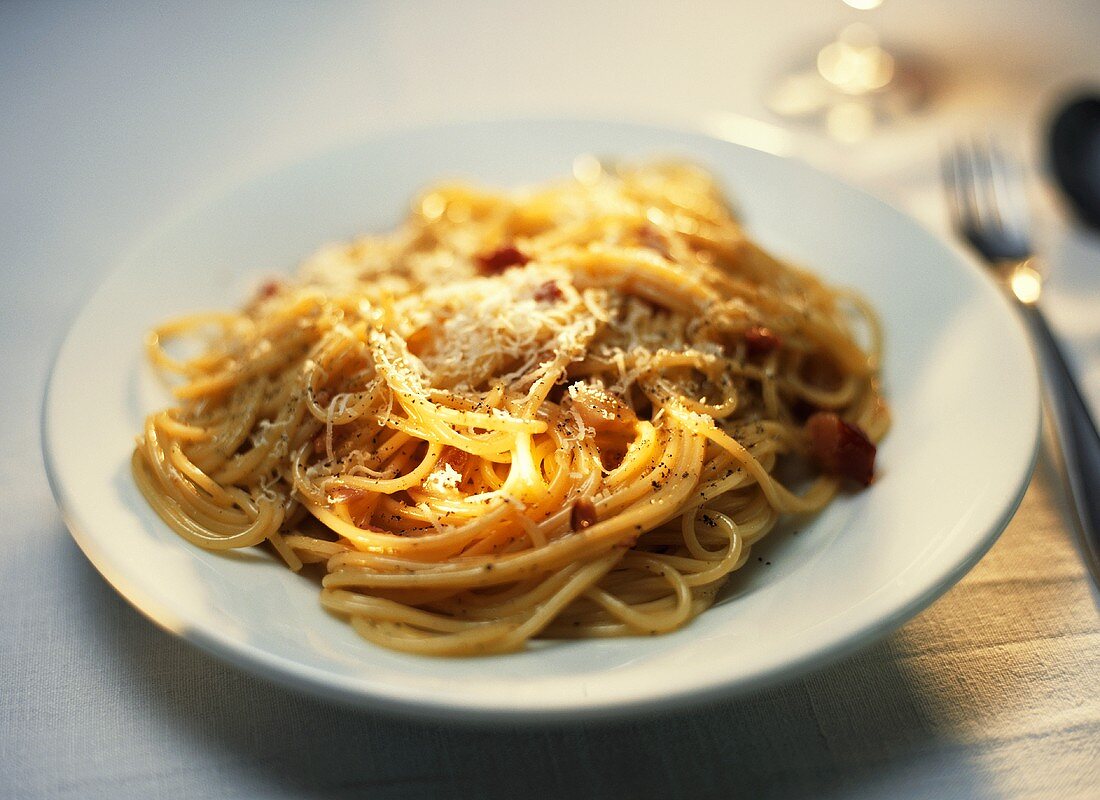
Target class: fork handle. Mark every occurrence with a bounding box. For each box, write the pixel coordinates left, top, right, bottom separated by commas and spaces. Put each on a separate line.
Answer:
1019, 301, 1100, 585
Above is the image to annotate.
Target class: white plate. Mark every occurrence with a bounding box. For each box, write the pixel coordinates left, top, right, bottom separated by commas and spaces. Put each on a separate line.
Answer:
43, 118, 1040, 722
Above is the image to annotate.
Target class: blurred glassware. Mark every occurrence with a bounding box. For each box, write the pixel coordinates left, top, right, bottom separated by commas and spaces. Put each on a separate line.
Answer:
766, 0, 927, 142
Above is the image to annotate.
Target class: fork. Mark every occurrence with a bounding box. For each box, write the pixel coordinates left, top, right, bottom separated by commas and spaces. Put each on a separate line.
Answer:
943, 138, 1100, 586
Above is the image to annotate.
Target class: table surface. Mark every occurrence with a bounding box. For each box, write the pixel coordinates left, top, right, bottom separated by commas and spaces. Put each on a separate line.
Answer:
3, 2, 1099, 798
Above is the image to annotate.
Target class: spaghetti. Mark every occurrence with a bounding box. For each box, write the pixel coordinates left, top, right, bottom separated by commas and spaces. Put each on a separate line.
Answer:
133, 160, 889, 655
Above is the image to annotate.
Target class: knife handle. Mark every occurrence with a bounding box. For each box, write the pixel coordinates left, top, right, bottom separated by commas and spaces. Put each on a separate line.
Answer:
1020, 301, 1100, 585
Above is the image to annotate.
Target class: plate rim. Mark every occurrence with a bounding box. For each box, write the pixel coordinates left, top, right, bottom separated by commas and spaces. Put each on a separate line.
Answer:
41, 114, 1042, 722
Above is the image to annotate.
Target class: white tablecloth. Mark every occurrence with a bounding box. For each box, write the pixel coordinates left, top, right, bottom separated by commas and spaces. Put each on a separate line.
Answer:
3, 2, 1098, 798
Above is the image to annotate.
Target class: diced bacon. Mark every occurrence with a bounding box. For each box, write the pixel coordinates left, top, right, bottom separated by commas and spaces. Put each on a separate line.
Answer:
476, 244, 529, 275
805, 411, 876, 486
744, 325, 782, 355
423, 446, 471, 494
257, 279, 283, 299
570, 497, 598, 531
568, 382, 638, 471
439, 445, 469, 474
568, 382, 638, 436
532, 280, 564, 303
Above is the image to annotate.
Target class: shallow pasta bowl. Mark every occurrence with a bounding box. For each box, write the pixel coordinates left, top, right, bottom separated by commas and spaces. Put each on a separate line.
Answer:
42, 117, 1040, 721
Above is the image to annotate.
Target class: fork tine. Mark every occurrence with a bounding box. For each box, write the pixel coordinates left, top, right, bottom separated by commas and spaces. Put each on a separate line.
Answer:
940, 143, 968, 233
969, 135, 1006, 237
948, 140, 983, 237
961, 140, 983, 234
988, 138, 1030, 248
944, 134, 1033, 263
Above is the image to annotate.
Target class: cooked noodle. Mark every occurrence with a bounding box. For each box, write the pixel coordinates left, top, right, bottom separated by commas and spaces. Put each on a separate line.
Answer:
132, 160, 889, 655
